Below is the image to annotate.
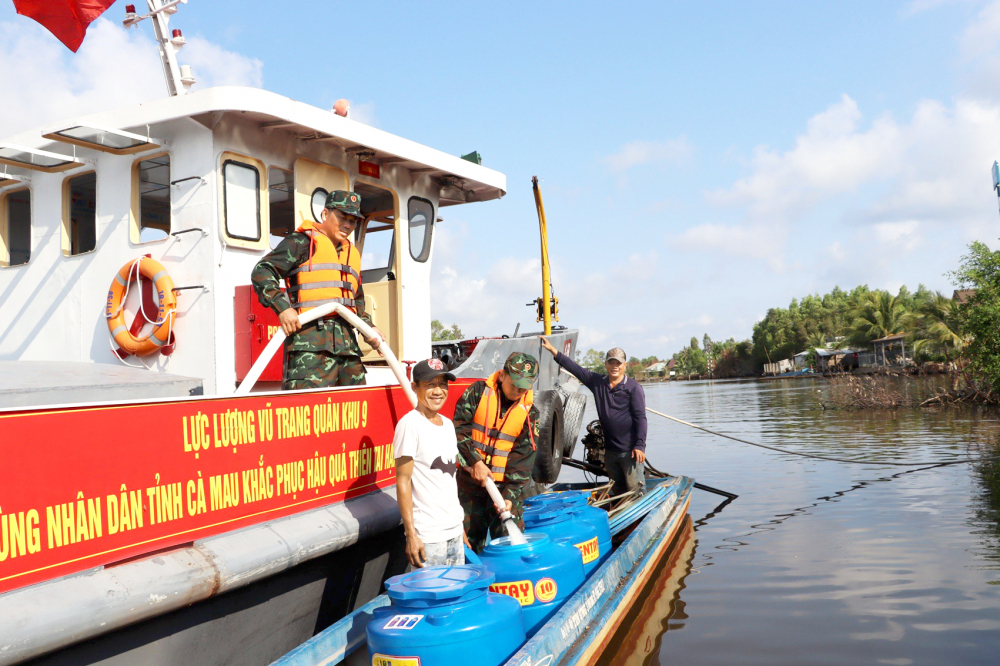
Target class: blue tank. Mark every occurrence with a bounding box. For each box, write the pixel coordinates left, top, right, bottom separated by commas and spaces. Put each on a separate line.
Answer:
478, 533, 585, 636
522, 501, 602, 576
525, 491, 612, 568
367, 565, 525, 666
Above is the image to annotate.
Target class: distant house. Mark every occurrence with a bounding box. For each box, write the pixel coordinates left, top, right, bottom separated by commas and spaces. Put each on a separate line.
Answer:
871, 333, 911, 367
953, 289, 976, 304
666, 358, 677, 377
814, 347, 870, 372
645, 361, 667, 374
792, 350, 812, 370
763, 359, 794, 375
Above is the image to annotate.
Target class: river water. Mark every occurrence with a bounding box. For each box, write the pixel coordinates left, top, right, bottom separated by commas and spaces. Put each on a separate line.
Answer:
566, 377, 1000, 666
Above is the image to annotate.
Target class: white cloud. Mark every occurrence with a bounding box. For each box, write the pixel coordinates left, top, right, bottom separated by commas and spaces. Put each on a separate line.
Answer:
348, 101, 379, 127
873, 220, 921, 251
603, 138, 692, 171
0, 18, 262, 136
182, 36, 263, 89
670, 222, 773, 259
708, 95, 904, 221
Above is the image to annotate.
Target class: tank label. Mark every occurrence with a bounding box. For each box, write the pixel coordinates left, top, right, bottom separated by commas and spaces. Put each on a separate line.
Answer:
383, 614, 424, 630
534, 577, 558, 603
372, 655, 420, 666
575, 536, 600, 564
490, 579, 536, 606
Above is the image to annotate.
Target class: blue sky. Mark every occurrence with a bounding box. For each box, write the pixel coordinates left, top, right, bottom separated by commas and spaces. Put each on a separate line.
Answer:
2, 1, 1000, 357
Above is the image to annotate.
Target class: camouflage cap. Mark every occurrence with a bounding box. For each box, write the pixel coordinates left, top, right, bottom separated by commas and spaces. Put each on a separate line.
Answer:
325, 190, 363, 217
504, 352, 539, 389
605, 347, 626, 364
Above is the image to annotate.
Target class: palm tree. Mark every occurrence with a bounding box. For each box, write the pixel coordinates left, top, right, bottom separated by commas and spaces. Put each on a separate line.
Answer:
847, 291, 907, 346
907, 292, 966, 362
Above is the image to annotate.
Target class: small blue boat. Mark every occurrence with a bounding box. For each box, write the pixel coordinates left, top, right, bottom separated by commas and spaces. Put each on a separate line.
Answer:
271, 474, 694, 666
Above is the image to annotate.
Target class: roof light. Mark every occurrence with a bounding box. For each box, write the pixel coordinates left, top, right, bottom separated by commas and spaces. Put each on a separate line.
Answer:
126, 4, 135, 12
170, 29, 186, 48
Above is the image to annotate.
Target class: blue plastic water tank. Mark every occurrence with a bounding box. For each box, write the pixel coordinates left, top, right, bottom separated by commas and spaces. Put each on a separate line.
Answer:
525, 491, 612, 568
367, 565, 525, 666
523, 501, 602, 576
478, 532, 585, 636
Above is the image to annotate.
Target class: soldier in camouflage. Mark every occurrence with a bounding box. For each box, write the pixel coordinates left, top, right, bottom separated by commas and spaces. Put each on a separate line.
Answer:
251, 190, 384, 390
454, 352, 541, 552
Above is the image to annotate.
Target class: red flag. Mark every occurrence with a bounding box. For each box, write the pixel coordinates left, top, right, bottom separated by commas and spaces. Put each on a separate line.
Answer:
14, 0, 118, 53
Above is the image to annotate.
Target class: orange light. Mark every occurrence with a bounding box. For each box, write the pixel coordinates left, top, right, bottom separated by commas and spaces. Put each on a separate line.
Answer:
358, 161, 380, 179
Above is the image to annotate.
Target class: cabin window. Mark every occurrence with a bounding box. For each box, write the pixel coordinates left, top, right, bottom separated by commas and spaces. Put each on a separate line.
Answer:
360, 221, 395, 274
63, 172, 97, 256
268, 167, 294, 248
408, 197, 434, 262
223, 160, 261, 242
353, 182, 397, 281
132, 154, 171, 243
0, 188, 31, 267
310, 188, 328, 223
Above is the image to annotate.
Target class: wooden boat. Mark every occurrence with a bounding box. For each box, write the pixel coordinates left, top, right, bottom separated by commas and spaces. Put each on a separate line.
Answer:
271, 474, 694, 666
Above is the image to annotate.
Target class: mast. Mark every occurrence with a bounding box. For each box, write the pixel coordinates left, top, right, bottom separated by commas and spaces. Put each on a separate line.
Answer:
124, 0, 192, 97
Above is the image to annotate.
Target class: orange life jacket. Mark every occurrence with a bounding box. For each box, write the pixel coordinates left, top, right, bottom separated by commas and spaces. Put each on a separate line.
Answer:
286, 220, 362, 314
471, 371, 534, 482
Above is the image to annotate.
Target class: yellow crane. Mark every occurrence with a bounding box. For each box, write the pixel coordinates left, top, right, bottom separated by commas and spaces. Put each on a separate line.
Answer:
531, 176, 558, 335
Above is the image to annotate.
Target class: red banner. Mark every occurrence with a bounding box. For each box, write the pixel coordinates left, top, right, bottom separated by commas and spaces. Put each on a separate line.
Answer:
0, 381, 472, 595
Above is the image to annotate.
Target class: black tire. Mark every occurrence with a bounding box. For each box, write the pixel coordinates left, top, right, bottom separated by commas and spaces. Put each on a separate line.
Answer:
532, 390, 565, 484
560, 391, 588, 458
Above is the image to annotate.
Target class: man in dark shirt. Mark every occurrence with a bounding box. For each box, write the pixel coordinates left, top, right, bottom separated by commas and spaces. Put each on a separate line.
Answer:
540, 338, 647, 496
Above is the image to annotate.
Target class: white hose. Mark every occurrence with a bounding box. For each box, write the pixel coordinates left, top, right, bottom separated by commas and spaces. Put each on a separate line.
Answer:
234, 302, 415, 405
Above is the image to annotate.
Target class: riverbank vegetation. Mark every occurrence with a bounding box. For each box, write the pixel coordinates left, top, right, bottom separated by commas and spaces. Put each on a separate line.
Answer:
571, 242, 1000, 407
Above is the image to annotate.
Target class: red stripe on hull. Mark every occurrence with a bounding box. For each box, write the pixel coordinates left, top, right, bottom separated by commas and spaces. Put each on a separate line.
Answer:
0, 380, 474, 595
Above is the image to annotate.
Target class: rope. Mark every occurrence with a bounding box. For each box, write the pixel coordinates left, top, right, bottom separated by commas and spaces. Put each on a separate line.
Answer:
646, 407, 1000, 467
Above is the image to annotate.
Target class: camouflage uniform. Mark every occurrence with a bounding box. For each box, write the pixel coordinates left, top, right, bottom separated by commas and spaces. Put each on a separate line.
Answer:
454, 353, 541, 552
250, 191, 373, 390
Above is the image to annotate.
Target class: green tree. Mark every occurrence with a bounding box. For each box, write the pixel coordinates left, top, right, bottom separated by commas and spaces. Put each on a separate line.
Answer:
908, 291, 966, 362
951, 242, 1000, 391
431, 319, 463, 341
580, 348, 607, 374
846, 291, 907, 346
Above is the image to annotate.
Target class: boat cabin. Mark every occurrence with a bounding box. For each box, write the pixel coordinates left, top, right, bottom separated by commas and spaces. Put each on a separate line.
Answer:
0, 87, 506, 395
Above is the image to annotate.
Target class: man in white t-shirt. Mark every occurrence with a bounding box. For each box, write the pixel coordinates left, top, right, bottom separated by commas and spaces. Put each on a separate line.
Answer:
394, 358, 467, 567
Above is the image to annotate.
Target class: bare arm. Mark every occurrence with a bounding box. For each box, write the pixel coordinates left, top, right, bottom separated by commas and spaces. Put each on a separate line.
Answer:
395, 456, 425, 568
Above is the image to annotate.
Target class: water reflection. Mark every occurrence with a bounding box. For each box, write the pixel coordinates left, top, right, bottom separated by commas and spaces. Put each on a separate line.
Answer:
596, 518, 697, 666
565, 378, 1000, 665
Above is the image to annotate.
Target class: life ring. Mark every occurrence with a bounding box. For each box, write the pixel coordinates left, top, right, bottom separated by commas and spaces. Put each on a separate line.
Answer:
105, 257, 177, 356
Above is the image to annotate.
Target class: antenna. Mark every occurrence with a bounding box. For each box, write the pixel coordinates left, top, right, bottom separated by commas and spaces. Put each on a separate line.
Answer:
123, 0, 194, 97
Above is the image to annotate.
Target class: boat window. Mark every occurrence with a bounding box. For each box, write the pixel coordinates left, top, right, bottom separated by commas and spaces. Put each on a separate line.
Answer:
223, 160, 261, 242
0, 188, 31, 267
0, 145, 84, 172
353, 182, 397, 281
133, 154, 171, 243
311, 188, 328, 223
268, 167, 294, 248
360, 222, 395, 274
408, 197, 434, 262
64, 172, 97, 256
44, 125, 161, 155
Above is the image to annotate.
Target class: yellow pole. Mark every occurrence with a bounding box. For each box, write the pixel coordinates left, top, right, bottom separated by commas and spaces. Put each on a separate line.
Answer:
532, 176, 553, 336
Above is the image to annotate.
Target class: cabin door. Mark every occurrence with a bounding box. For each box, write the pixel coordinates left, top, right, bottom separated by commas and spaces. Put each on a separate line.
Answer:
292, 159, 400, 361
352, 181, 400, 362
